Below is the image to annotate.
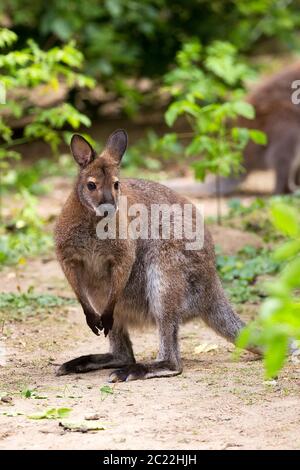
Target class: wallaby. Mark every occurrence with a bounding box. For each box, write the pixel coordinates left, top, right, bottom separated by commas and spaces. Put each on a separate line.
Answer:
55, 130, 258, 382
203, 62, 300, 195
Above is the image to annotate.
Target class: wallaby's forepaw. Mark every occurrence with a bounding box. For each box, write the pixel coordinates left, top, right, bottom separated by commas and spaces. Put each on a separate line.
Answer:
85, 312, 103, 336
85, 309, 114, 336
101, 310, 114, 337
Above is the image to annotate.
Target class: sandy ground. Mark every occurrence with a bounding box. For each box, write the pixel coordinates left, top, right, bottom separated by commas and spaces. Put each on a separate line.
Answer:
0, 173, 299, 450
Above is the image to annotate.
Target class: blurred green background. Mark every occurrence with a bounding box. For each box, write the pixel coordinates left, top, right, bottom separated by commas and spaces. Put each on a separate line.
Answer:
1, 0, 300, 176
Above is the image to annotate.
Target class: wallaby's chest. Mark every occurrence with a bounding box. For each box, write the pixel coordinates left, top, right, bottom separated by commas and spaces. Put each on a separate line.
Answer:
66, 223, 113, 277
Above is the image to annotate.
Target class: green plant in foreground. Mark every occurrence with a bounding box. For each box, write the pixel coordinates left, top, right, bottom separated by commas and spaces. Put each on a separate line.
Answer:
238, 202, 300, 378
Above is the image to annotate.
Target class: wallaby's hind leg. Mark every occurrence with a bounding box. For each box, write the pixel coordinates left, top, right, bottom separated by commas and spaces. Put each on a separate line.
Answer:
109, 317, 182, 382
56, 326, 135, 376
264, 130, 298, 194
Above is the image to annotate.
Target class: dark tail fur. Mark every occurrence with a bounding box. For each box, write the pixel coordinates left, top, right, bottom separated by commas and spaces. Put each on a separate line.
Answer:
202, 277, 261, 355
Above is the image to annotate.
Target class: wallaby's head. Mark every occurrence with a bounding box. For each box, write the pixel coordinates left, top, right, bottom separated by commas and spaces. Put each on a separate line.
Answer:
70, 129, 127, 214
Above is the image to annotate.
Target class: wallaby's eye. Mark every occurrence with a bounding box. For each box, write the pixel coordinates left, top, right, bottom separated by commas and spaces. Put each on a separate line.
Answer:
114, 181, 119, 190
87, 181, 96, 191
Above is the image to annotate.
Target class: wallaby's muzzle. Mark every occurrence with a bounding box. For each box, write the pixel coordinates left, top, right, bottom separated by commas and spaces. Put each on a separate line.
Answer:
102, 187, 117, 207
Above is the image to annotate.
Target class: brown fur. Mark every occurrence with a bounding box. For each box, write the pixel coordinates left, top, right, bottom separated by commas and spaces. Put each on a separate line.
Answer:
55, 130, 258, 382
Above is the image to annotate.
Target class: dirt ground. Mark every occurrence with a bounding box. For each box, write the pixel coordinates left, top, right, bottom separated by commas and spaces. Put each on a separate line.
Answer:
0, 172, 299, 450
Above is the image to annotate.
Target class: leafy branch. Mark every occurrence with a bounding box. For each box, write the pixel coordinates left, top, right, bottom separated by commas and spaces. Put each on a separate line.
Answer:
160, 40, 267, 222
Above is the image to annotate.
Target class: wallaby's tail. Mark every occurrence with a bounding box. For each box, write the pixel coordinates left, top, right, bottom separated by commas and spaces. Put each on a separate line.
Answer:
202, 277, 261, 355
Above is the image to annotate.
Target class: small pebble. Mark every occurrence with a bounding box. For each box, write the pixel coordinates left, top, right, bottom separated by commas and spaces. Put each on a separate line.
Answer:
85, 413, 101, 421
1, 396, 13, 404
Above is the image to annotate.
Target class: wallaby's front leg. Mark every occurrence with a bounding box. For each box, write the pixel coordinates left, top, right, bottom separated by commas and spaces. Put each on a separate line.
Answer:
57, 326, 135, 375
100, 260, 134, 336
62, 261, 103, 335
109, 317, 182, 382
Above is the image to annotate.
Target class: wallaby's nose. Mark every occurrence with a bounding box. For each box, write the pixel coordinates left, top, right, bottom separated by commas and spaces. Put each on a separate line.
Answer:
103, 189, 116, 207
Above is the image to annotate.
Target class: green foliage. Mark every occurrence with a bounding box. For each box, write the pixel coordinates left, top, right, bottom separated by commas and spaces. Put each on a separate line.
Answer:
224, 197, 275, 240
227, 198, 267, 217
217, 246, 280, 304
1, 1, 299, 114
0, 27, 94, 160
21, 388, 47, 399
21, 388, 36, 398
0, 32, 86, 269
160, 39, 266, 183
225, 195, 300, 240
0, 41, 91, 272
123, 129, 184, 173
2, 153, 77, 195
0, 28, 17, 47
100, 385, 114, 401
237, 202, 300, 378
0, 289, 75, 321
0, 223, 51, 266
270, 203, 299, 237
28, 407, 72, 420
0, 190, 53, 266
2, 0, 300, 82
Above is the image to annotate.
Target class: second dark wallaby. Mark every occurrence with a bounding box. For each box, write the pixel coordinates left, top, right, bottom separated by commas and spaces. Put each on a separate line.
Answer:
55, 130, 258, 382
206, 62, 300, 195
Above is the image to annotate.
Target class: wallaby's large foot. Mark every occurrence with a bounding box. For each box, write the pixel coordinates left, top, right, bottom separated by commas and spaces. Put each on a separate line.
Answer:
56, 353, 134, 376
109, 361, 182, 382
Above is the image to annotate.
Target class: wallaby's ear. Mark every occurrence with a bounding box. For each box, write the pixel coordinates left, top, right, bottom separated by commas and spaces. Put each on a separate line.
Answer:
104, 129, 128, 165
70, 134, 95, 167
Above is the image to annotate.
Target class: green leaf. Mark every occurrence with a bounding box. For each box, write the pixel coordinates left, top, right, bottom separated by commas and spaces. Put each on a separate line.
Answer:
21, 388, 34, 398
264, 336, 288, 379
164, 103, 180, 127
274, 239, 300, 261
186, 136, 214, 156
249, 129, 267, 145
236, 325, 252, 350
165, 101, 200, 127
281, 258, 300, 289
100, 385, 114, 396
232, 101, 255, 119
270, 203, 299, 236
57, 408, 72, 418
28, 407, 72, 420
0, 28, 17, 48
